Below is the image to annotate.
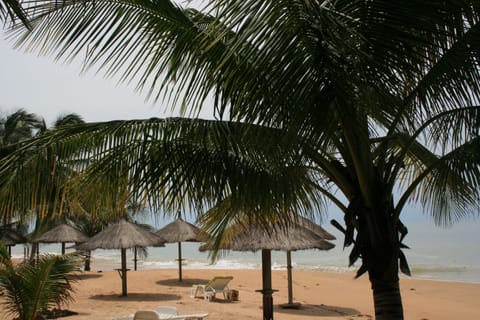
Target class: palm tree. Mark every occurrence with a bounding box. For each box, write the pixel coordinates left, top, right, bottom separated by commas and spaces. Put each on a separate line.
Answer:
0, 111, 84, 260
2, 1, 480, 319
0, 242, 80, 320
0, 109, 43, 150
25, 113, 85, 261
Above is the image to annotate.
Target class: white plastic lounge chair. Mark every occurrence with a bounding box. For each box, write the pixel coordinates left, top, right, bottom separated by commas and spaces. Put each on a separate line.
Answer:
156, 306, 180, 319
156, 306, 179, 316
115, 308, 207, 320
134, 310, 160, 320
155, 307, 208, 320
178, 313, 208, 320
189, 276, 233, 301
158, 313, 208, 320
112, 315, 133, 320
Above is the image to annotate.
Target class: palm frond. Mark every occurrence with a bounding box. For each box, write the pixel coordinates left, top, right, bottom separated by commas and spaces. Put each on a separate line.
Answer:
0, 117, 320, 220
0, 0, 29, 27
396, 136, 480, 225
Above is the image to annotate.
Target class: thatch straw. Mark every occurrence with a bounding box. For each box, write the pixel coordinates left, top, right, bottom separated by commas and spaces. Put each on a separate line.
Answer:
76, 219, 165, 250
155, 218, 203, 243
34, 224, 89, 243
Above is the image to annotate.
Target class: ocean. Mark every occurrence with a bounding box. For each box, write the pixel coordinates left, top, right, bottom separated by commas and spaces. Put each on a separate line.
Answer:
10, 219, 480, 284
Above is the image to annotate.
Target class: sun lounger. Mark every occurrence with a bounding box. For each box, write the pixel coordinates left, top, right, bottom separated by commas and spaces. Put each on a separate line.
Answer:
112, 315, 133, 320
133, 310, 160, 320
155, 306, 181, 319
115, 308, 208, 320
189, 276, 233, 301
157, 313, 208, 320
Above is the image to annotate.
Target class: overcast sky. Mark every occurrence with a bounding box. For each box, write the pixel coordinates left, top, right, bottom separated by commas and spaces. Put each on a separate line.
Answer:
0, 32, 213, 126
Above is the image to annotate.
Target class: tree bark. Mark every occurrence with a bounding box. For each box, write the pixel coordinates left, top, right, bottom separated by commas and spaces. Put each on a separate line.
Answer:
363, 204, 404, 319
370, 277, 403, 320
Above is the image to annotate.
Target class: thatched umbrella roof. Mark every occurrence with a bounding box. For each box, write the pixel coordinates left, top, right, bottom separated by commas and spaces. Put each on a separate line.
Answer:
200, 218, 335, 316
221, 224, 335, 252
76, 219, 165, 297
76, 219, 164, 251
294, 216, 336, 241
1, 229, 26, 246
33, 223, 89, 255
34, 223, 89, 244
156, 218, 202, 242
200, 222, 334, 252
156, 218, 204, 281
1, 229, 26, 256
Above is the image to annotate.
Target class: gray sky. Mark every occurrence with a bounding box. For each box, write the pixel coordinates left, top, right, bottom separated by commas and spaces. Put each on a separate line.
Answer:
0, 33, 206, 125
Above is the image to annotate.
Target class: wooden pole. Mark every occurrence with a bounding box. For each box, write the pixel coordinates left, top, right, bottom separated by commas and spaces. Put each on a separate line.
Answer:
134, 247, 138, 271
261, 249, 274, 320
121, 248, 127, 296
286, 250, 293, 304
178, 242, 183, 282
61, 242, 66, 255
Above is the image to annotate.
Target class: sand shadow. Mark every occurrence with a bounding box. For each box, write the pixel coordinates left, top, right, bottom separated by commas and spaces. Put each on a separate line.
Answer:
274, 303, 368, 318
72, 273, 103, 280
156, 278, 210, 287
89, 293, 181, 301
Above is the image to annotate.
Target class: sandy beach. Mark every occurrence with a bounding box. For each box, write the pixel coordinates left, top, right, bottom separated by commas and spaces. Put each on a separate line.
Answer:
1, 268, 479, 319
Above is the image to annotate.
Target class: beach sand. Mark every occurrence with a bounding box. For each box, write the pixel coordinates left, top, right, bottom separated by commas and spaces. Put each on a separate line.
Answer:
1, 268, 479, 319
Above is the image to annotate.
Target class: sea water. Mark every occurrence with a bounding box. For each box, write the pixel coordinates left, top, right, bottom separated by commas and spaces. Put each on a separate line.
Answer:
10, 219, 480, 284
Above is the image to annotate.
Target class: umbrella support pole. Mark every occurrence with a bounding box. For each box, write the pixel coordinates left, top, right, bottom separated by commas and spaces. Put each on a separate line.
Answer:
256, 249, 277, 320
279, 250, 301, 309
177, 242, 183, 282
133, 247, 138, 271
121, 248, 128, 297
287, 250, 293, 304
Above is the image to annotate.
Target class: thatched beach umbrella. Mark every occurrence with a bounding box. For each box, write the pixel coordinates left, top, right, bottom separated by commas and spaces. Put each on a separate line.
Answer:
0, 229, 26, 256
295, 216, 336, 241
34, 223, 89, 254
76, 219, 165, 296
201, 221, 335, 320
155, 218, 203, 281
277, 216, 336, 308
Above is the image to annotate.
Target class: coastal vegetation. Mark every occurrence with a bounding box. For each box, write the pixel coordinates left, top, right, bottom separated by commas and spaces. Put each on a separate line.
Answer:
0, 243, 80, 320
1, 1, 479, 319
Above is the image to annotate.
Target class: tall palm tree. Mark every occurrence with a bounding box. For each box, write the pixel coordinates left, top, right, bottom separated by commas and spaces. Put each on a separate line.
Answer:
2, 1, 480, 319
0, 109, 44, 237
0, 111, 84, 259
27, 113, 84, 256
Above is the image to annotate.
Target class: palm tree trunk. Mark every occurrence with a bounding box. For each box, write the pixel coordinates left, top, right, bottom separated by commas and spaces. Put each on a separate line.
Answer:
370, 277, 403, 320
363, 204, 404, 320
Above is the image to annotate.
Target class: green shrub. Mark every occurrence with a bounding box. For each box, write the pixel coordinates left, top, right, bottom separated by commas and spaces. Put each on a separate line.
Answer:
0, 242, 81, 320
